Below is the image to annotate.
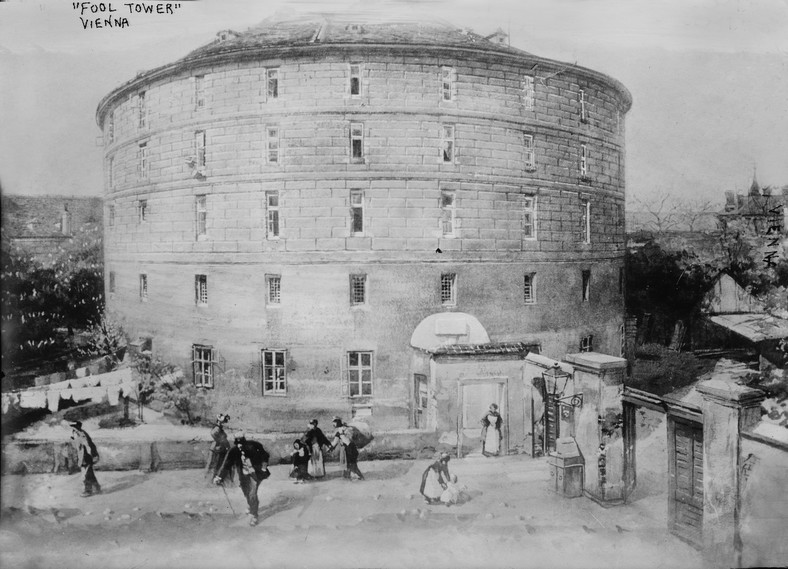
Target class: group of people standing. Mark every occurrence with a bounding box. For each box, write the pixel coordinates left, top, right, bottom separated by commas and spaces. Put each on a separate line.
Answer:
68, 403, 503, 526
207, 414, 365, 525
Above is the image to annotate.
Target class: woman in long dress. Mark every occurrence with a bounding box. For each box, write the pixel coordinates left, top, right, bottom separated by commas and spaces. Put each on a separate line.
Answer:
302, 419, 331, 478
420, 453, 451, 504
480, 403, 503, 457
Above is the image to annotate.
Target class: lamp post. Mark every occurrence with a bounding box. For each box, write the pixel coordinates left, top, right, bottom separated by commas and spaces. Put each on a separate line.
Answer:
540, 364, 581, 454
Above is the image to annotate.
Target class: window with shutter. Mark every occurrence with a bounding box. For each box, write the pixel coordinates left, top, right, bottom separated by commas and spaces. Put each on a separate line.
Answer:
262, 349, 286, 395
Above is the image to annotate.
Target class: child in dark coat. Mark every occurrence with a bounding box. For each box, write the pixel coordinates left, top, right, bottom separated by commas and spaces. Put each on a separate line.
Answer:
289, 439, 312, 483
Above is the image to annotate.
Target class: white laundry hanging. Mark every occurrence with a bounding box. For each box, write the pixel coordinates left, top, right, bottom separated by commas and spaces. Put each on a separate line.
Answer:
46, 390, 61, 413
88, 385, 105, 403
70, 387, 94, 402
19, 390, 47, 409
107, 385, 121, 406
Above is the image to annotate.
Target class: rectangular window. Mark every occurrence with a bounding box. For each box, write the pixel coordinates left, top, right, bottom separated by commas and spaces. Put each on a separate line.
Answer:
523, 134, 535, 170
262, 349, 286, 395
441, 66, 456, 101
580, 198, 591, 243
266, 274, 281, 305
108, 111, 115, 143
524, 273, 536, 304
138, 142, 148, 179
580, 144, 588, 177
579, 89, 588, 123
347, 351, 373, 397
195, 274, 208, 306
350, 274, 367, 306
108, 205, 115, 227
138, 91, 146, 129
349, 64, 361, 97
350, 122, 364, 162
580, 334, 593, 353
620, 324, 626, 358
266, 68, 279, 99
194, 75, 205, 109
194, 130, 206, 168
619, 266, 625, 295
139, 274, 148, 302
441, 125, 455, 163
441, 273, 457, 306
582, 270, 591, 302
266, 126, 279, 164
108, 157, 114, 188
109, 271, 116, 294
266, 191, 280, 239
523, 196, 537, 239
523, 76, 535, 110
440, 190, 456, 237
192, 344, 214, 388
138, 199, 148, 222
195, 195, 207, 239
350, 189, 364, 235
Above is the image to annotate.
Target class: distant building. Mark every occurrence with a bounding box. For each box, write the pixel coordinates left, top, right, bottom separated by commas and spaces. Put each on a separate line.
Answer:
1, 195, 102, 263
718, 174, 788, 235
96, 13, 631, 430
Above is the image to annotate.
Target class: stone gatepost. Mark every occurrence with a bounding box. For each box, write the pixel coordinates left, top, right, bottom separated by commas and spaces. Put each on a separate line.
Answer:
696, 379, 765, 569
564, 352, 627, 505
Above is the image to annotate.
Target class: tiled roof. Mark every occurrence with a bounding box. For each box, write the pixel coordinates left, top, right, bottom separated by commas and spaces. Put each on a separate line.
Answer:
431, 342, 539, 356
1, 195, 102, 238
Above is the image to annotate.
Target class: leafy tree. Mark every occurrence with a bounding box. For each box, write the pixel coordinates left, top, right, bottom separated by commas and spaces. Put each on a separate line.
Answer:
78, 315, 126, 368
1, 223, 104, 369
626, 240, 712, 345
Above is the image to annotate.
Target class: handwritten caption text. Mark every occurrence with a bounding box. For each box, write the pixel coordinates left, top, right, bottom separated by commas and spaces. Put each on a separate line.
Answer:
71, 2, 183, 30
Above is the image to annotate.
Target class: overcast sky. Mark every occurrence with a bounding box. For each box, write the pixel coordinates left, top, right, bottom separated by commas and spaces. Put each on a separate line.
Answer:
1, 0, 787, 204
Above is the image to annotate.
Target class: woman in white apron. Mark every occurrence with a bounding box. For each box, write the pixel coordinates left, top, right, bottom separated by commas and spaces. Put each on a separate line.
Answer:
480, 403, 503, 457
302, 419, 331, 478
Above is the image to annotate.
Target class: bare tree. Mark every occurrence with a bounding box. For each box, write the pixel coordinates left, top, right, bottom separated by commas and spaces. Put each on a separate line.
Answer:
631, 193, 682, 234
677, 198, 719, 232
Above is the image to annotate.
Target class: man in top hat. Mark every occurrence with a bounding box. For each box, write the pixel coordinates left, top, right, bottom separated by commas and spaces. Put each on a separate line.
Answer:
69, 421, 101, 497
214, 432, 270, 526
207, 413, 231, 480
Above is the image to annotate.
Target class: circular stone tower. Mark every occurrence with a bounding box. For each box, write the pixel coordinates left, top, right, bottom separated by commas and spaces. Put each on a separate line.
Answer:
97, 13, 632, 430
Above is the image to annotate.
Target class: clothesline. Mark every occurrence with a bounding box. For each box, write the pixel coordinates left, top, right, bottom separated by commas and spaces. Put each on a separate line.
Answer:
2, 368, 136, 414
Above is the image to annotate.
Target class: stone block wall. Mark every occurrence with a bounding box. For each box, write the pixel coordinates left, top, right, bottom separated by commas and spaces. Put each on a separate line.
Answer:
99, 40, 630, 430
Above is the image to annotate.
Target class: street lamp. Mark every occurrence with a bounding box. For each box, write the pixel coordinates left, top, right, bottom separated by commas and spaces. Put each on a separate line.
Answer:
540, 364, 582, 454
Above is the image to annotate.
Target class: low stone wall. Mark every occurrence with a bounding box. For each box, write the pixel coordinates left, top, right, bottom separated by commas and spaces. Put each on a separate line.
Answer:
738, 430, 788, 568
1, 430, 449, 475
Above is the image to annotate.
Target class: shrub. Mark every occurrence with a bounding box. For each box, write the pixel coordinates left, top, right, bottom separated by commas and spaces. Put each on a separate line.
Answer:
98, 415, 137, 429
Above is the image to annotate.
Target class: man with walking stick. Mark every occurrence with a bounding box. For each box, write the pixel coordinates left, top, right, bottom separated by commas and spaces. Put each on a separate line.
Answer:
213, 432, 270, 526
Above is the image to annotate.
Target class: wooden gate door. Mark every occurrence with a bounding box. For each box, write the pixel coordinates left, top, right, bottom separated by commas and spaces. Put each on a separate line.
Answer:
622, 402, 637, 501
668, 415, 703, 548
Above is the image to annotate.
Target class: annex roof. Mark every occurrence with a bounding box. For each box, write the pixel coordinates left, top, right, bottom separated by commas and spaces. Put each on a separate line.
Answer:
431, 342, 539, 357
708, 313, 788, 343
